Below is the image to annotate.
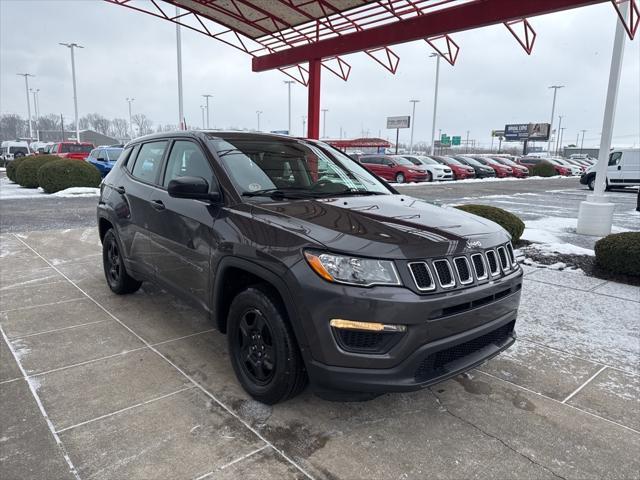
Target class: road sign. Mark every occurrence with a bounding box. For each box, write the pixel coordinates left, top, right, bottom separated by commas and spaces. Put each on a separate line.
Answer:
440, 133, 450, 146
452, 136, 461, 146
387, 116, 410, 129
491, 129, 505, 137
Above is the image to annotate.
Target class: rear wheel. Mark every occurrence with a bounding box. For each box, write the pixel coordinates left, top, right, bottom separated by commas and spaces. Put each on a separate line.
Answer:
227, 286, 307, 404
395, 172, 405, 183
426, 171, 433, 182
588, 176, 595, 190
102, 229, 142, 294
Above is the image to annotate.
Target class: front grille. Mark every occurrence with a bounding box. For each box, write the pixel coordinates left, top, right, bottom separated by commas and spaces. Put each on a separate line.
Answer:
334, 329, 402, 354
497, 246, 509, 270
409, 262, 435, 291
414, 321, 515, 382
471, 253, 487, 280
486, 250, 499, 275
506, 243, 516, 265
454, 257, 472, 284
433, 260, 454, 288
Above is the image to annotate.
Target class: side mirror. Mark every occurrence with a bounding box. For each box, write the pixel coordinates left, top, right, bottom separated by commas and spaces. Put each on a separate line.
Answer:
168, 176, 220, 202
97, 157, 106, 162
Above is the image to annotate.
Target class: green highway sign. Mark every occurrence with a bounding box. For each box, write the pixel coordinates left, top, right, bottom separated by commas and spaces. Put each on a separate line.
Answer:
452, 136, 461, 146
440, 134, 450, 146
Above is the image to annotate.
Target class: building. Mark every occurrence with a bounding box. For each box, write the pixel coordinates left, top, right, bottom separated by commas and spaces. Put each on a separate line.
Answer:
38, 129, 122, 146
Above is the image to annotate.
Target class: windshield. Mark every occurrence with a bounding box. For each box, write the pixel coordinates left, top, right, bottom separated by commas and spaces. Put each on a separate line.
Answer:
105, 148, 123, 161
494, 157, 517, 166
209, 137, 391, 197
393, 156, 415, 166
414, 156, 438, 165
61, 144, 93, 153
458, 156, 482, 166
442, 157, 462, 165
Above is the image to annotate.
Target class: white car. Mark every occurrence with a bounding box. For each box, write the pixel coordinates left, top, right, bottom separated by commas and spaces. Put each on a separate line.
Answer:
400, 155, 454, 181
0, 140, 31, 162
581, 148, 640, 190
546, 157, 582, 176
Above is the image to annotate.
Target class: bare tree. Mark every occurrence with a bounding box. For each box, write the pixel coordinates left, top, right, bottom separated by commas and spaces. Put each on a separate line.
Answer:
156, 124, 177, 133
38, 114, 61, 132
131, 113, 153, 135
1, 114, 26, 139
109, 118, 129, 139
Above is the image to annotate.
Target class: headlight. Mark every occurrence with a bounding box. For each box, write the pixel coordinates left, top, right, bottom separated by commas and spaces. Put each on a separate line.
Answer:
304, 251, 401, 287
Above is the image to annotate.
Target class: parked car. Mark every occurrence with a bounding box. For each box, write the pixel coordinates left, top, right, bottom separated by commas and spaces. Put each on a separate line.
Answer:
470, 156, 513, 178
359, 154, 430, 183
489, 156, 529, 178
97, 131, 522, 404
580, 148, 640, 190
429, 156, 476, 180
452, 156, 496, 178
548, 157, 582, 176
399, 155, 453, 181
45, 143, 58, 154
0, 140, 30, 163
563, 158, 589, 173
518, 157, 572, 176
50, 142, 95, 160
86, 147, 124, 177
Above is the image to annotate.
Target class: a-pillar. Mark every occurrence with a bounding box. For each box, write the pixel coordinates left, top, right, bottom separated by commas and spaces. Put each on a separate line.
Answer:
307, 58, 321, 139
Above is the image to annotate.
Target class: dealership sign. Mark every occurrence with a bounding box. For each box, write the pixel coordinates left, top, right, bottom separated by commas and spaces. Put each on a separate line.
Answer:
504, 123, 550, 141
387, 116, 411, 129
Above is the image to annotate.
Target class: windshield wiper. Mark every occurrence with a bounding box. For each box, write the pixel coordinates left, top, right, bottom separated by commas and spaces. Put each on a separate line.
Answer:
241, 188, 322, 199
326, 188, 388, 197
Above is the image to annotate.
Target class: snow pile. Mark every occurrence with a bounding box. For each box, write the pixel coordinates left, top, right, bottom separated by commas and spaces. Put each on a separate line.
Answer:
52, 187, 100, 197
0, 177, 99, 199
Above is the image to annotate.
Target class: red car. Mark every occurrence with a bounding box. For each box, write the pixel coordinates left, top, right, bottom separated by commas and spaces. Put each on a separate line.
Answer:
359, 154, 430, 183
51, 142, 95, 160
429, 156, 476, 180
517, 157, 572, 176
490, 156, 529, 178
470, 156, 514, 177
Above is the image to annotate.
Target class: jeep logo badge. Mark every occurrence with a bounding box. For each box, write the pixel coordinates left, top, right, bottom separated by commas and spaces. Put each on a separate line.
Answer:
466, 240, 482, 249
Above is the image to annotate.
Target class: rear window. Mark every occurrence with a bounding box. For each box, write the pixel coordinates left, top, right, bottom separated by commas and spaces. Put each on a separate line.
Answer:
131, 141, 168, 184
61, 144, 93, 153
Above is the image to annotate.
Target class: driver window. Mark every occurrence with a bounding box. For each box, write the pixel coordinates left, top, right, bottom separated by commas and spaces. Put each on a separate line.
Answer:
608, 152, 622, 166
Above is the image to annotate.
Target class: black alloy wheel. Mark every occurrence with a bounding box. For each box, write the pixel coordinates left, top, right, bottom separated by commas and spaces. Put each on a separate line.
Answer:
237, 308, 276, 385
102, 229, 142, 294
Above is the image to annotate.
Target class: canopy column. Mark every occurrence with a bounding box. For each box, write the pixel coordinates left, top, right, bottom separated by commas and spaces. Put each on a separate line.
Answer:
307, 59, 321, 139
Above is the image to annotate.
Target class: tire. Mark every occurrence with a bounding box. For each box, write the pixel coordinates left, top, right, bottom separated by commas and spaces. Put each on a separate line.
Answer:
395, 172, 405, 183
102, 229, 142, 294
227, 286, 307, 404
426, 171, 433, 182
588, 176, 595, 190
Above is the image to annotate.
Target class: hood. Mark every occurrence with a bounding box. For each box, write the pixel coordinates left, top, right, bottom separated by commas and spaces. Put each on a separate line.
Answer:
250, 194, 509, 259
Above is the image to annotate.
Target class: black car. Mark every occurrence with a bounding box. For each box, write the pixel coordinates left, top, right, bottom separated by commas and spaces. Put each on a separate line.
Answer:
452, 156, 496, 178
97, 131, 522, 404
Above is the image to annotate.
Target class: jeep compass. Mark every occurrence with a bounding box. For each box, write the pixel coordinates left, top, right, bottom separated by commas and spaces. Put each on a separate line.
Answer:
97, 131, 522, 404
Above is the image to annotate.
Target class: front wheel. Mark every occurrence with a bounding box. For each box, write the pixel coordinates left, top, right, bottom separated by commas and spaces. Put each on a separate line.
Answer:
227, 286, 307, 404
426, 171, 433, 182
102, 229, 142, 294
588, 176, 595, 190
395, 172, 405, 183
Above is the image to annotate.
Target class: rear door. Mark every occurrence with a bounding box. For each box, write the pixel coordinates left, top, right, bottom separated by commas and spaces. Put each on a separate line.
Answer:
145, 139, 220, 311
619, 151, 640, 185
607, 151, 624, 185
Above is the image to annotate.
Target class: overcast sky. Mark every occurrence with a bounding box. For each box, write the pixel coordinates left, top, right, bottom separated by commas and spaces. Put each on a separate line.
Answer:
1, 0, 639, 148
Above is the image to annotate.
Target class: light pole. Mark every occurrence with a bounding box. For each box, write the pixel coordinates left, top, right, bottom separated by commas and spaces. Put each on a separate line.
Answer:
409, 99, 419, 153
579, 129, 587, 154
284, 81, 294, 134
321, 109, 328, 138
555, 115, 563, 155
547, 85, 565, 153
256, 110, 262, 131
200, 106, 205, 129
302, 116, 307, 137
17, 73, 34, 140
429, 53, 441, 155
202, 94, 213, 129
60, 43, 83, 142
465, 130, 470, 153
126, 97, 135, 139
175, 6, 185, 129
559, 127, 566, 156
30, 88, 40, 141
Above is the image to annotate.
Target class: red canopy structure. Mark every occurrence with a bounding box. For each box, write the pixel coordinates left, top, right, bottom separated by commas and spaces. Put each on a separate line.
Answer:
106, 0, 638, 138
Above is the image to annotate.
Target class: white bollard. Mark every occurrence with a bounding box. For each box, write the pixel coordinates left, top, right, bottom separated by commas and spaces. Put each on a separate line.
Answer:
577, 195, 616, 236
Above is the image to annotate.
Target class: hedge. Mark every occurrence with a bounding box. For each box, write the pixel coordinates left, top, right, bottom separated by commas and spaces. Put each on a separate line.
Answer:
529, 162, 556, 177
6, 157, 28, 182
455, 204, 525, 242
15, 155, 59, 188
594, 232, 640, 276
38, 158, 101, 194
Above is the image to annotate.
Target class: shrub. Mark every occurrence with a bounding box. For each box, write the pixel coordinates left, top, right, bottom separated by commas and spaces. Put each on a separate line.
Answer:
38, 158, 101, 194
6, 157, 28, 182
529, 162, 556, 177
455, 204, 525, 242
15, 155, 59, 188
595, 232, 640, 276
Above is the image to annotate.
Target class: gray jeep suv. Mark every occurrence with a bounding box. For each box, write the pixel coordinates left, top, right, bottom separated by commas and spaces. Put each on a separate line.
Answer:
97, 131, 522, 404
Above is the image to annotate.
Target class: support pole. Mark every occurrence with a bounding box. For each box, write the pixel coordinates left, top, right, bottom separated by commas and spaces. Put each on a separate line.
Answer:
395, 128, 399, 154
307, 59, 321, 139
429, 54, 441, 155
577, 2, 627, 236
176, 6, 184, 129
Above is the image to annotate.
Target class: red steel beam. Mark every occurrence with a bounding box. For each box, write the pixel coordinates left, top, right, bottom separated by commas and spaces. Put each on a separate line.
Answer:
253, 0, 607, 71
307, 58, 322, 139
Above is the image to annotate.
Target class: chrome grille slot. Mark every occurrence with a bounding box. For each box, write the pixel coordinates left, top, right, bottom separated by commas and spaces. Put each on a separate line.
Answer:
497, 246, 509, 270
471, 253, 487, 280
453, 257, 473, 285
433, 259, 455, 288
408, 262, 435, 291
506, 242, 516, 265
485, 250, 500, 276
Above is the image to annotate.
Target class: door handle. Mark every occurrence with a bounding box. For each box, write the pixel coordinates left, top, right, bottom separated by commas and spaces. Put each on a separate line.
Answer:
617, 165, 621, 170
151, 200, 165, 211
114, 186, 125, 194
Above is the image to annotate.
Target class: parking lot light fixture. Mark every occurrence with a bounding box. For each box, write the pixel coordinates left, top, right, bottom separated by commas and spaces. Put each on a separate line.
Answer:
429, 53, 441, 155
284, 81, 294, 134
256, 110, 262, 131
202, 94, 213, 129
126, 97, 135, 140
30, 88, 40, 141
59, 43, 83, 142
555, 115, 564, 155
409, 99, 419, 153
17, 73, 34, 140
321, 109, 329, 138
547, 85, 565, 154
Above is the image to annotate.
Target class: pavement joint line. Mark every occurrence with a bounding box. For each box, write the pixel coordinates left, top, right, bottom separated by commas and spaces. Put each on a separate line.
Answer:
0, 296, 86, 314
526, 277, 639, 303
0, 324, 82, 480
518, 337, 638, 377
8, 319, 111, 340
0, 376, 22, 386
562, 365, 608, 404
13, 233, 316, 480
192, 445, 270, 480
55, 386, 196, 434
0, 279, 70, 291
476, 370, 640, 435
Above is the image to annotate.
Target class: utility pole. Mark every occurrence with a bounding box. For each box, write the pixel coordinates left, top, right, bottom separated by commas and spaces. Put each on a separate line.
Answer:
175, 6, 185, 129
60, 114, 65, 142
429, 53, 441, 155
202, 94, 213, 129
17, 73, 34, 140
256, 110, 262, 131
555, 115, 563, 155
284, 81, 294, 134
59, 43, 84, 142
321, 109, 328, 138
547, 85, 565, 153
465, 130, 470, 153
580, 129, 587, 154
409, 99, 419, 154
559, 127, 566, 157
30, 88, 40, 141
126, 97, 135, 140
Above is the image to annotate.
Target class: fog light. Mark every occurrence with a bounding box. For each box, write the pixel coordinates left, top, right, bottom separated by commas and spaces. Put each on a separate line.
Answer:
330, 319, 406, 332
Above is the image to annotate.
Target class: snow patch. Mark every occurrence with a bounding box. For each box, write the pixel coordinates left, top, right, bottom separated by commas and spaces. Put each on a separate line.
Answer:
393, 175, 575, 187
52, 187, 100, 197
